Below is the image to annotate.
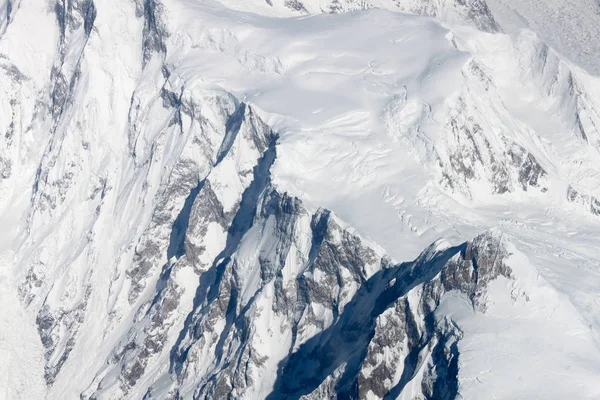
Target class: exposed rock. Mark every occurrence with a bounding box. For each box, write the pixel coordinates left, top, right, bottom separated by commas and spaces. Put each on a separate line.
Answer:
567, 185, 600, 216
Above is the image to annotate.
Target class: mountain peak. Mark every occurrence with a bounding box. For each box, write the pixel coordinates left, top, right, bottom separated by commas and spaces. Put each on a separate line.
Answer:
1, 1, 600, 399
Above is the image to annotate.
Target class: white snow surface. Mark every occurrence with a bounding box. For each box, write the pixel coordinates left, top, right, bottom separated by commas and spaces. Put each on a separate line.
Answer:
0, 0, 600, 399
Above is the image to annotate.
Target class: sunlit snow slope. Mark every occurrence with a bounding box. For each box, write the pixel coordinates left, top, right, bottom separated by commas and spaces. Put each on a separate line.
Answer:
1, 0, 600, 399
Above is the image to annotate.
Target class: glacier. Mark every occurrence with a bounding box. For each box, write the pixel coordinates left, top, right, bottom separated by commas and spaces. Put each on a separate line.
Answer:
1, 0, 600, 399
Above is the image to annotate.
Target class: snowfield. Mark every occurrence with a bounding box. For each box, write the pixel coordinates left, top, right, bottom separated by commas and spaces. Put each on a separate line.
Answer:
1, 0, 600, 399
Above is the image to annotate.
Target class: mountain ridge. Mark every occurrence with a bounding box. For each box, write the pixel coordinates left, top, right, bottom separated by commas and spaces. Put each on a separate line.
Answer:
1, 0, 600, 399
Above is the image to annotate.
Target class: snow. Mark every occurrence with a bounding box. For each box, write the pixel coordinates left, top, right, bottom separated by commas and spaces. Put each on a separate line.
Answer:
1, 0, 600, 398
437, 242, 600, 398
165, 2, 471, 258
486, 0, 600, 76
161, 3, 600, 397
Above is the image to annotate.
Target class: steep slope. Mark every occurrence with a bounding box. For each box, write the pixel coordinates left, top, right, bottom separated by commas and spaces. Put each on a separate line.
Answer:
1, 1, 600, 399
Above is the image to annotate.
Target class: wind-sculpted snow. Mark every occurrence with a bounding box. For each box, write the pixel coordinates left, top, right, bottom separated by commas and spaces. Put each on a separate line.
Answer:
1, 0, 600, 399
215, 0, 600, 76
213, 0, 500, 32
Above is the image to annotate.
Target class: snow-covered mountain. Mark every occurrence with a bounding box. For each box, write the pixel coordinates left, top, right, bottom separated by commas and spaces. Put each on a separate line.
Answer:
1, 0, 600, 399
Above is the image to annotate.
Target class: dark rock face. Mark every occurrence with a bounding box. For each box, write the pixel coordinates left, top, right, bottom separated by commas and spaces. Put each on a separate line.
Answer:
136, 0, 168, 66
442, 230, 511, 308
358, 231, 509, 400
51, 0, 96, 119
457, 0, 500, 32
119, 168, 511, 399
567, 185, 600, 216
508, 144, 547, 192
285, 0, 308, 13
445, 113, 548, 195
169, 195, 387, 399
75, 91, 278, 398
442, 62, 548, 196
15, 58, 516, 398
11, 23, 517, 394
266, 230, 510, 399
72, 83, 513, 397
7, 5, 517, 394
36, 286, 92, 385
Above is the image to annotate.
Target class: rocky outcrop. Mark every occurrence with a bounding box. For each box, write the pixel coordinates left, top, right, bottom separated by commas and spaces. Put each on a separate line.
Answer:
567, 185, 600, 217
135, 0, 168, 66
165, 189, 385, 399
5, 2, 598, 399
442, 98, 548, 196
269, 230, 510, 399
84, 141, 513, 400
439, 60, 548, 197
